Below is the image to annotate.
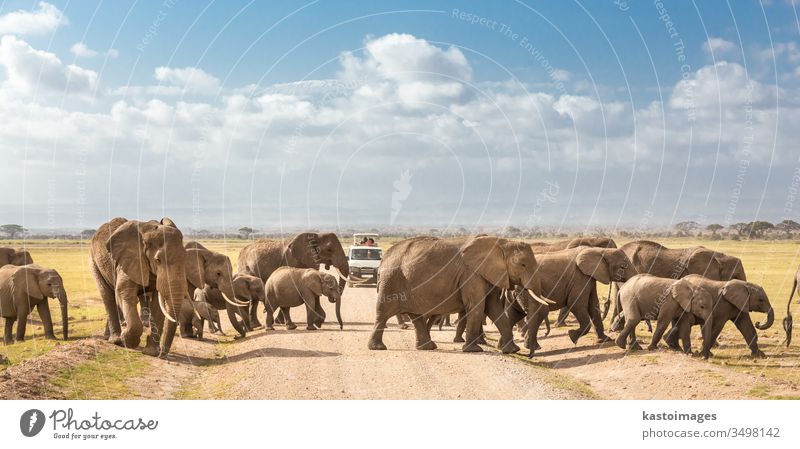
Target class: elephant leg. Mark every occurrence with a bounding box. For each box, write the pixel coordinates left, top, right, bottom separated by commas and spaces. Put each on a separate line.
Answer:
275, 309, 286, 325
304, 296, 320, 330
588, 287, 610, 342
453, 312, 466, 343
396, 313, 409, 329
485, 293, 520, 354
409, 313, 436, 350
461, 285, 487, 353
367, 313, 390, 350
524, 308, 547, 357
615, 312, 639, 350
648, 318, 670, 350
92, 261, 122, 345
115, 283, 143, 349
196, 318, 205, 340
733, 314, 764, 358
700, 317, 727, 359
425, 315, 436, 332
554, 307, 569, 327
567, 305, 592, 345
664, 319, 682, 350
249, 299, 262, 328
37, 301, 56, 339
264, 302, 275, 330
4, 317, 15, 345
677, 317, 693, 354
313, 300, 326, 329
226, 304, 247, 338
240, 306, 253, 331
15, 307, 29, 342
281, 307, 296, 330
143, 299, 165, 357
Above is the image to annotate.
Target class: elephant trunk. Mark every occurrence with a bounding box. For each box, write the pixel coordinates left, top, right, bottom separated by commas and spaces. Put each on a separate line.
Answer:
755, 307, 774, 330
334, 295, 343, 330
333, 252, 349, 294
785, 278, 796, 347
58, 290, 69, 340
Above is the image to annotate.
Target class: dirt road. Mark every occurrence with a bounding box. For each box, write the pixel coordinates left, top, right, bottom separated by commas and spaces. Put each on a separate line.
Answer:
165, 284, 582, 400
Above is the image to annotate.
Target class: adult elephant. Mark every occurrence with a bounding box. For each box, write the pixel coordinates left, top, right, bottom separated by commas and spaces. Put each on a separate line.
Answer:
530, 238, 618, 326
783, 264, 799, 346
610, 240, 747, 330
0, 264, 68, 344
179, 242, 249, 338
0, 247, 33, 267
237, 232, 349, 327
196, 273, 266, 337
89, 217, 188, 357
679, 274, 774, 358
368, 235, 554, 354
515, 246, 637, 356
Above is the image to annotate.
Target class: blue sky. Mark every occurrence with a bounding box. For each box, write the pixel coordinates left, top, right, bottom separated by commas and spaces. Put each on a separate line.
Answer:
1, 1, 799, 231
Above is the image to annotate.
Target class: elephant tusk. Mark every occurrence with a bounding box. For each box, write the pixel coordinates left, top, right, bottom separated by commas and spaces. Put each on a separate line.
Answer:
159, 293, 178, 323
529, 290, 556, 305
193, 308, 201, 321
223, 292, 250, 308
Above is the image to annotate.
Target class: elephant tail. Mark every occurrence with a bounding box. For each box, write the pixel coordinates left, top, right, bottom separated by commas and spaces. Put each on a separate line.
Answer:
784, 276, 797, 347
543, 314, 550, 337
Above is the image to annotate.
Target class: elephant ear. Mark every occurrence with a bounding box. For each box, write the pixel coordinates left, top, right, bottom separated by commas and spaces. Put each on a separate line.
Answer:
13, 266, 44, 300
722, 280, 750, 312
160, 217, 178, 228
671, 279, 694, 313
185, 248, 208, 289
13, 250, 33, 266
106, 221, 150, 286
286, 233, 321, 268
306, 272, 324, 297
576, 248, 611, 284
461, 236, 510, 289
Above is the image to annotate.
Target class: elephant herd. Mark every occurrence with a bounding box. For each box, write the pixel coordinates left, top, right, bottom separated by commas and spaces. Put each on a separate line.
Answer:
0, 217, 355, 357
370, 235, 783, 360
0, 220, 795, 365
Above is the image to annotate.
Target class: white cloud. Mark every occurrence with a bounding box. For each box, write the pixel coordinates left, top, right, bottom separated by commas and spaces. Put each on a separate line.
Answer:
0, 35, 98, 96
153, 66, 220, 94
0, 33, 797, 227
702, 37, 736, 55
0, 2, 67, 36
69, 42, 97, 58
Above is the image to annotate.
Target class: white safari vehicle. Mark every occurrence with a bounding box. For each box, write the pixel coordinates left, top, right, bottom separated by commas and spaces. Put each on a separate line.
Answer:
347, 233, 382, 287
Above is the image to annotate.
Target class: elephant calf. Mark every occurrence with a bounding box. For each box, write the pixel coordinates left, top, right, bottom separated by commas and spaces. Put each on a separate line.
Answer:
264, 267, 342, 331
616, 274, 712, 352
0, 264, 69, 344
189, 292, 224, 340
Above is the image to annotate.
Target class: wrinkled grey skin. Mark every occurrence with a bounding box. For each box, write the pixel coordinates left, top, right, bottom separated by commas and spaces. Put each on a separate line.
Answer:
178, 242, 243, 338
188, 294, 224, 340
615, 274, 713, 352
513, 246, 638, 357
678, 275, 774, 359
369, 236, 544, 354
0, 264, 68, 344
610, 240, 747, 331
89, 217, 188, 357
238, 232, 349, 327
0, 247, 34, 268
231, 274, 267, 331
784, 265, 799, 347
264, 267, 342, 330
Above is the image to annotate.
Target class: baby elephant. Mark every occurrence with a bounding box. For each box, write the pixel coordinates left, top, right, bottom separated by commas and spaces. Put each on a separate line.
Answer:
190, 292, 224, 340
265, 267, 342, 331
0, 264, 69, 344
616, 274, 712, 352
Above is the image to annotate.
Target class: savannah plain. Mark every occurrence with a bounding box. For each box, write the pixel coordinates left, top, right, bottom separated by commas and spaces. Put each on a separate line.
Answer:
1, 237, 799, 400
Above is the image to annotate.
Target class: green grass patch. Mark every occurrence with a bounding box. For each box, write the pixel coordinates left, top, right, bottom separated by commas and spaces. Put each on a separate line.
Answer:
51, 348, 149, 399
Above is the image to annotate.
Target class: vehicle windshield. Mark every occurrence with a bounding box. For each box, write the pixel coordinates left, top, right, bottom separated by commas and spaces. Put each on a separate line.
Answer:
351, 248, 382, 260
